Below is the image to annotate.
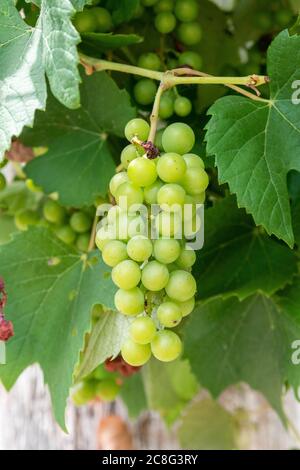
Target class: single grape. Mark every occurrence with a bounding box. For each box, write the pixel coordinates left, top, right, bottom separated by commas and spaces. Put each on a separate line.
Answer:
138, 52, 161, 71
43, 199, 65, 225
115, 182, 144, 209
175, 0, 199, 22
157, 153, 187, 183
157, 301, 182, 327
166, 270, 196, 301
157, 183, 186, 210
127, 214, 147, 238
184, 214, 201, 239
183, 153, 205, 169
154, 0, 174, 13
112, 260, 141, 289
155, 12, 176, 33
134, 79, 157, 106
93, 7, 112, 32
178, 51, 202, 70
164, 294, 195, 317
176, 247, 196, 268
127, 235, 153, 262
26, 179, 42, 193
95, 379, 119, 401
177, 22, 202, 46
155, 211, 182, 237
95, 225, 116, 250
181, 167, 209, 195
70, 211, 92, 233
144, 180, 164, 204
153, 238, 181, 264
109, 172, 129, 197
73, 10, 97, 33
71, 381, 96, 406
0, 173, 6, 191
141, 260, 169, 291
107, 205, 125, 225
114, 287, 145, 315
167, 57, 179, 69
125, 118, 150, 142
76, 233, 90, 252
121, 144, 143, 169
15, 209, 39, 231
128, 157, 157, 187
102, 240, 128, 267
275, 9, 293, 28
162, 123, 195, 154
121, 339, 151, 366
54, 225, 76, 245
130, 316, 156, 344
159, 94, 174, 119
151, 330, 182, 362
174, 96, 192, 117
256, 11, 272, 30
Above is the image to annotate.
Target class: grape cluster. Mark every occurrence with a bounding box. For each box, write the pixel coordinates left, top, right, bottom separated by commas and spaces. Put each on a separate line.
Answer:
96, 118, 209, 367
73, 2, 112, 34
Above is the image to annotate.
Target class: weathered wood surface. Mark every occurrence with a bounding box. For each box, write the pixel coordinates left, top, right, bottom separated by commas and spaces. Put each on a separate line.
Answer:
0, 366, 299, 450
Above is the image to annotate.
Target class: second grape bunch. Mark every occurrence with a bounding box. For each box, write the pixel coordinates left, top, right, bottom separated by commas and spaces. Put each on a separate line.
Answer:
96, 118, 209, 367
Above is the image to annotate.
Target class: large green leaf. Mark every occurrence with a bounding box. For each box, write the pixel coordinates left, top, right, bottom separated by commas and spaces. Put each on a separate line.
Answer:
206, 31, 300, 247
80, 32, 143, 55
184, 293, 300, 421
0, 0, 90, 161
177, 398, 237, 450
120, 372, 147, 418
23, 71, 135, 207
0, 227, 115, 429
193, 197, 297, 300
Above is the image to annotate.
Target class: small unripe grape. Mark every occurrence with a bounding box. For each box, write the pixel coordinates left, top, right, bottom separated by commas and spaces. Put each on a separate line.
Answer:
157, 301, 182, 327
121, 338, 151, 366
138, 52, 161, 71
256, 12, 272, 30
157, 183, 186, 209
115, 182, 144, 208
73, 10, 97, 33
178, 51, 202, 70
141, 260, 169, 291
164, 295, 195, 317
127, 235, 153, 262
144, 180, 164, 204
109, 172, 129, 197
95, 379, 119, 401
134, 79, 157, 105
174, 96, 192, 117
162, 122, 195, 154
155, 12, 176, 34
166, 270, 196, 301
177, 22, 202, 46
114, 287, 145, 316
155, 211, 182, 237
175, 0, 199, 22
181, 167, 209, 195
26, 179, 42, 193
176, 247, 196, 268
76, 233, 90, 252
121, 144, 143, 169
93, 7, 112, 32
96, 225, 115, 251
102, 240, 128, 267
157, 153, 187, 183
128, 157, 157, 187
0, 173, 6, 191
43, 199, 66, 225
125, 118, 150, 142
112, 260, 141, 289
15, 209, 39, 231
159, 94, 174, 119
54, 225, 76, 245
153, 238, 181, 264
275, 9, 293, 28
151, 330, 182, 362
71, 381, 96, 406
130, 316, 156, 344
70, 211, 92, 233
154, 0, 174, 13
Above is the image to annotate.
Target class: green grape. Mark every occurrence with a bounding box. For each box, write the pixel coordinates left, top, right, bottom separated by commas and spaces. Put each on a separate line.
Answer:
107, 205, 124, 225
155, 12, 176, 33
26, 179, 42, 193
181, 167, 209, 195
178, 51, 202, 70
153, 238, 181, 264
112, 260, 141, 289
144, 180, 164, 204
151, 330, 182, 362
154, 129, 164, 151
109, 172, 129, 197
125, 118, 150, 142
127, 235, 153, 262
166, 269, 196, 301
114, 287, 145, 315
121, 338, 151, 366
155, 211, 182, 237
70, 211, 92, 233
154, 0, 174, 13
142, 0, 159, 6
174, 96, 192, 117
164, 294, 195, 317
256, 11, 272, 30
159, 94, 174, 119
93, 7, 112, 32
128, 214, 147, 238
116, 182, 144, 209
54, 225, 76, 245
141, 260, 169, 291
95, 379, 119, 401
128, 157, 157, 187
162, 122, 195, 154
0, 173, 6, 191
43, 199, 66, 225
176, 247, 196, 268
167, 57, 179, 69
130, 316, 156, 344
73, 10, 97, 33
15, 209, 39, 231
177, 22, 202, 46
134, 79, 157, 106
71, 381, 96, 406
183, 153, 204, 169
184, 214, 201, 238
138, 52, 161, 71
157, 153, 187, 183
157, 183, 186, 210
76, 233, 90, 252
95, 225, 115, 250
275, 9, 293, 28
121, 144, 143, 169
157, 301, 182, 327
175, 0, 199, 22
102, 240, 128, 267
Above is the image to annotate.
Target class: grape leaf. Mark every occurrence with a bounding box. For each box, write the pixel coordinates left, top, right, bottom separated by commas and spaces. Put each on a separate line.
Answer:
177, 398, 237, 450
193, 197, 297, 300
80, 32, 143, 55
0, 215, 17, 245
0, 181, 41, 215
184, 293, 300, 421
0, 0, 90, 161
23, 71, 136, 207
206, 31, 300, 247
76, 310, 129, 381
0, 227, 115, 429
120, 372, 147, 418
142, 358, 199, 425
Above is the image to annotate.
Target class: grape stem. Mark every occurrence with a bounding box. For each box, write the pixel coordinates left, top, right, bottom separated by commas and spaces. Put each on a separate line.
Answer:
148, 82, 166, 143
88, 211, 98, 252
80, 54, 270, 103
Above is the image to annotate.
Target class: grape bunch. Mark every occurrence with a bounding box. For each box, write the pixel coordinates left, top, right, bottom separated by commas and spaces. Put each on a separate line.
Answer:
96, 118, 209, 367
